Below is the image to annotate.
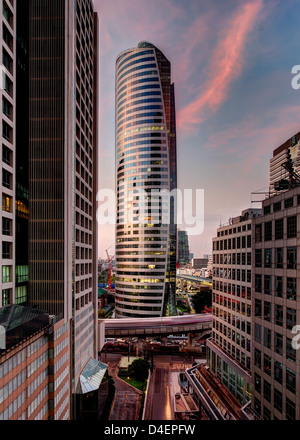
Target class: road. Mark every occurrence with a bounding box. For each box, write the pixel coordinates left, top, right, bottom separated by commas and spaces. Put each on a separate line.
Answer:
151, 365, 173, 420
145, 355, 195, 420
101, 353, 143, 421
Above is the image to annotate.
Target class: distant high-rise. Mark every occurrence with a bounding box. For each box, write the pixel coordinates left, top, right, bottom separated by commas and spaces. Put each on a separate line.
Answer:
177, 230, 190, 266
115, 41, 177, 318
270, 132, 300, 194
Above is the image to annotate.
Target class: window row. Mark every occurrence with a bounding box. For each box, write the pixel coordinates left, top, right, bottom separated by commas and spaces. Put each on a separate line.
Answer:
255, 216, 297, 242
213, 234, 252, 251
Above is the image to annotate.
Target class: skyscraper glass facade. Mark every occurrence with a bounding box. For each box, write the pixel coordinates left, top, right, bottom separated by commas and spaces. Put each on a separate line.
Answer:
115, 42, 177, 318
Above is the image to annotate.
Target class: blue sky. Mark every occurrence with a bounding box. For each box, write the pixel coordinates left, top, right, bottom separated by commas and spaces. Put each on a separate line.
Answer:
93, 0, 300, 259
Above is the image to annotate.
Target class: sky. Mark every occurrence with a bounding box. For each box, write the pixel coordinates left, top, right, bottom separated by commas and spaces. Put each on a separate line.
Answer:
93, 0, 300, 260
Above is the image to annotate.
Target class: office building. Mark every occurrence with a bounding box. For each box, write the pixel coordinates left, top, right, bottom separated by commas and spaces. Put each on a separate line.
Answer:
0, 0, 101, 420
208, 208, 261, 406
250, 188, 300, 420
177, 230, 190, 266
192, 257, 209, 270
270, 132, 300, 195
115, 41, 177, 318
1, 0, 16, 308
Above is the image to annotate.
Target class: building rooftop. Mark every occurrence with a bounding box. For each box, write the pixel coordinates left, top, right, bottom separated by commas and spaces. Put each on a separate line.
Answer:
0, 305, 50, 352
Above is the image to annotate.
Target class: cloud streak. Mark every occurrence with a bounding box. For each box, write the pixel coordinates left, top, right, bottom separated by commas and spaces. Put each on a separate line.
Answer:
177, 0, 264, 129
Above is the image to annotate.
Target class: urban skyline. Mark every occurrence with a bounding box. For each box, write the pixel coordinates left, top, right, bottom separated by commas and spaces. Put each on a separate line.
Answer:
0, 0, 300, 424
95, 0, 300, 259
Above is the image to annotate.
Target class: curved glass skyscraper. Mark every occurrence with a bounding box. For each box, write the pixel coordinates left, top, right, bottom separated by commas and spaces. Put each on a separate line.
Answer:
115, 42, 177, 318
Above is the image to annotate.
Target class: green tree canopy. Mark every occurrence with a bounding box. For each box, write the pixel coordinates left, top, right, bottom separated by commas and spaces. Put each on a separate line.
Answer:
192, 289, 212, 314
128, 358, 150, 381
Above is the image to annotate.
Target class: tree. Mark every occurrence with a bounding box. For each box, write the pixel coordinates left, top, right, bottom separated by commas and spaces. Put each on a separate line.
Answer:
128, 358, 150, 381
192, 289, 212, 314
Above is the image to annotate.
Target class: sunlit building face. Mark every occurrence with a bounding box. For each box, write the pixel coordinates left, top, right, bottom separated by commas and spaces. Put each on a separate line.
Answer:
115, 42, 177, 318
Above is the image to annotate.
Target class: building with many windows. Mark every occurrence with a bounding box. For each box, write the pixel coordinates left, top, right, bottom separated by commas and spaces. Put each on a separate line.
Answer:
250, 187, 300, 420
270, 131, 300, 195
177, 230, 190, 267
0, 0, 101, 420
115, 41, 177, 318
1, 0, 16, 308
208, 208, 262, 407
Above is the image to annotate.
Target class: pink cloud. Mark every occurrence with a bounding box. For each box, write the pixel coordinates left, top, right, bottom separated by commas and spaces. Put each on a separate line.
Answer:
177, 0, 264, 129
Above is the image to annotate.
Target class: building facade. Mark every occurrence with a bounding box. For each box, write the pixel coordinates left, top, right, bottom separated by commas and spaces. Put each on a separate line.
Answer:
115, 41, 177, 318
0, 0, 100, 420
251, 188, 300, 420
270, 131, 300, 194
177, 230, 190, 267
208, 208, 262, 406
192, 257, 209, 270
27, 0, 99, 416
1, 0, 16, 308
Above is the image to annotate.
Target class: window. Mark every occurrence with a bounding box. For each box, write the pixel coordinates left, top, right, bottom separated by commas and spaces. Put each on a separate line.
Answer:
273, 201, 281, 212
272, 359, 281, 383
2, 169, 11, 189
286, 308, 296, 330
2, 265, 11, 283
286, 338, 296, 363
2, 49, 12, 72
274, 388, 282, 413
286, 398, 296, 420
255, 224, 262, 242
3, 23, 12, 49
255, 249, 262, 267
264, 275, 271, 295
3, 121, 12, 141
254, 348, 261, 368
264, 249, 272, 267
264, 327, 271, 349
2, 242, 11, 259
264, 301, 271, 322
2, 288, 11, 306
2, 195, 12, 212
254, 398, 261, 417
284, 197, 294, 209
264, 222, 272, 241
3, 2, 13, 27
2, 98, 11, 118
287, 247, 296, 269
2, 217, 11, 236
2, 146, 11, 165
255, 274, 262, 292
264, 205, 271, 215
287, 278, 296, 301
274, 333, 283, 355
287, 216, 297, 239
275, 276, 283, 297
263, 380, 271, 402
275, 219, 283, 240
275, 248, 283, 268
247, 235, 251, 248
255, 299, 262, 317
254, 373, 261, 393
4, 75, 12, 96
264, 354, 271, 375
255, 323, 262, 344
286, 368, 296, 394
275, 305, 283, 327
263, 406, 271, 420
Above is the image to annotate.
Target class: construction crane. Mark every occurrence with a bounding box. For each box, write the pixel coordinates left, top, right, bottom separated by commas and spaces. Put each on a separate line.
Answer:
105, 246, 114, 292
